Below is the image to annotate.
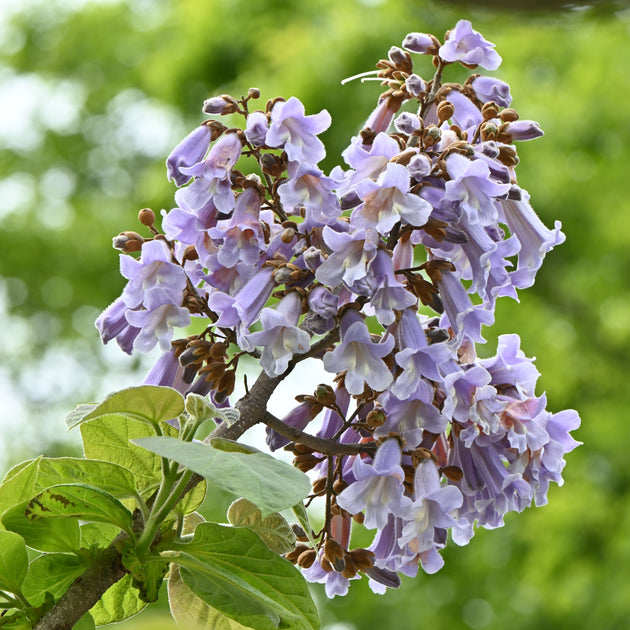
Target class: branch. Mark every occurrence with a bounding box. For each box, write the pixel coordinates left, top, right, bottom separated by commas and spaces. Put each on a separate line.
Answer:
262, 411, 376, 457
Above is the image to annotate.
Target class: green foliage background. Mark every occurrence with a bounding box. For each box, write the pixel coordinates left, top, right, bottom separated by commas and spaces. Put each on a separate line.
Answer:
1, 0, 629, 628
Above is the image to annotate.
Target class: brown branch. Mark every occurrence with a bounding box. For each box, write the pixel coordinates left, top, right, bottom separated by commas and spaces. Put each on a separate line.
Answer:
262, 411, 376, 457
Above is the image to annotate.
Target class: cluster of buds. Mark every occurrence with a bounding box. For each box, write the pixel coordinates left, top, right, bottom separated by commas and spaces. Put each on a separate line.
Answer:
96, 20, 580, 597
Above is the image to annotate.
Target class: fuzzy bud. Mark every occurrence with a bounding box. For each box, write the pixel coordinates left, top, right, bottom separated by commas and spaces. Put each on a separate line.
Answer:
402, 32, 440, 55
112, 231, 144, 253
202, 95, 239, 115
138, 207, 155, 227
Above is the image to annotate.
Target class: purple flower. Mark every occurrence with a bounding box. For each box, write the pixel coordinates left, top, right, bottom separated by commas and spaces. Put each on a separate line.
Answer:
323, 310, 394, 395
266, 401, 321, 451
336, 439, 411, 529
245, 292, 310, 376
503, 120, 544, 141
497, 188, 565, 289
166, 124, 212, 187
119, 239, 187, 309
470, 76, 512, 107
439, 20, 502, 70
266, 96, 331, 166
178, 133, 242, 213
245, 111, 269, 147
436, 266, 494, 346
352, 163, 433, 234
444, 153, 511, 226
365, 250, 417, 326
125, 288, 191, 353
208, 188, 265, 267
315, 225, 379, 290
398, 462, 462, 573
95, 296, 141, 355
277, 163, 341, 228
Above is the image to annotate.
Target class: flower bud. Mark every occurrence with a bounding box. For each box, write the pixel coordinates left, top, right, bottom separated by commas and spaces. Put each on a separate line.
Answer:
408, 153, 432, 179
402, 32, 440, 55
437, 101, 455, 125
297, 549, 317, 569
202, 94, 239, 115
248, 87, 261, 100
260, 152, 286, 177
405, 73, 426, 98
138, 207, 155, 227
394, 112, 421, 136
498, 107, 519, 122
481, 101, 499, 121
245, 110, 269, 147
503, 120, 544, 141
112, 231, 144, 253
387, 46, 412, 73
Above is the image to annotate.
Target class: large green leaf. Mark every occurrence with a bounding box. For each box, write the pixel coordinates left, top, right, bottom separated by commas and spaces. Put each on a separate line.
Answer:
171, 523, 320, 630
25, 484, 134, 536
168, 565, 250, 630
132, 437, 311, 517
89, 573, 147, 625
228, 498, 296, 555
35, 458, 137, 500
81, 416, 164, 496
0, 459, 41, 529
21, 554, 88, 607
0, 531, 29, 594
2, 501, 81, 553
76, 385, 185, 429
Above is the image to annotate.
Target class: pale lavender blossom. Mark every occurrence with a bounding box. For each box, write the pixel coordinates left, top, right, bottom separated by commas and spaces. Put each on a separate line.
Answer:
166, 124, 212, 187
178, 132, 242, 213
340, 132, 400, 192
503, 120, 544, 141
266, 96, 331, 165
95, 296, 141, 355
315, 225, 379, 290
365, 251, 417, 326
208, 188, 265, 267
125, 288, 191, 353
245, 111, 269, 147
398, 462, 462, 573
444, 90, 483, 133
439, 20, 502, 70
336, 439, 411, 530
470, 75, 512, 107
402, 32, 439, 55
119, 239, 188, 309
497, 188, 565, 289
322, 310, 394, 395
352, 163, 432, 234
245, 292, 310, 376
444, 153, 511, 226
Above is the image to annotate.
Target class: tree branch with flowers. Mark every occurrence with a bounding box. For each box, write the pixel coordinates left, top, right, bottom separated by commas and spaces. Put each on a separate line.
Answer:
0, 20, 580, 630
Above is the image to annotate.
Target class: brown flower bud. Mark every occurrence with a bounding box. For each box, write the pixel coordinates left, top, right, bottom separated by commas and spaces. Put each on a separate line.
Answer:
297, 549, 317, 569
349, 548, 376, 572
286, 544, 310, 563
248, 87, 261, 100
293, 453, 321, 472
311, 477, 327, 494
138, 207, 155, 227
437, 100, 455, 125
281, 227, 296, 243
366, 408, 387, 428
481, 101, 499, 121
260, 152, 286, 177
499, 107, 519, 122
112, 231, 144, 253
441, 465, 464, 481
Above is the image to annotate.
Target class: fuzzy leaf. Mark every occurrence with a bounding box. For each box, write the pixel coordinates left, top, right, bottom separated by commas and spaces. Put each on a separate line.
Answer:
25, 484, 133, 536
0, 459, 41, 529
228, 498, 296, 554
89, 573, 147, 625
132, 437, 310, 517
171, 522, 320, 630
168, 565, 250, 630
21, 554, 88, 606
79, 385, 185, 429
0, 531, 29, 594
2, 501, 81, 553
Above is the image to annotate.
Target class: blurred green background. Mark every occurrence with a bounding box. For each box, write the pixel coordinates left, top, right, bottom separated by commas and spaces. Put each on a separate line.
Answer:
1, 0, 629, 628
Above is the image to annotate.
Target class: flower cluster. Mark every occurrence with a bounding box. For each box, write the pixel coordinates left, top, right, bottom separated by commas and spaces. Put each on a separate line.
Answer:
97, 20, 580, 597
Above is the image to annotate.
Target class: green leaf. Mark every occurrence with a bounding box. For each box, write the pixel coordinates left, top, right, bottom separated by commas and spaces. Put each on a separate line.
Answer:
171, 522, 320, 630
35, 457, 138, 500
0, 531, 29, 594
228, 498, 296, 555
25, 484, 134, 536
81, 416, 163, 496
89, 574, 147, 625
168, 565, 250, 630
174, 478, 207, 516
0, 459, 41, 529
119, 543, 169, 603
2, 501, 81, 553
80, 522, 121, 549
73, 613, 96, 630
209, 437, 261, 454
0, 610, 31, 629
21, 554, 88, 607
79, 385, 185, 429
185, 394, 218, 427
65, 403, 98, 430
132, 437, 311, 517
291, 503, 317, 548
